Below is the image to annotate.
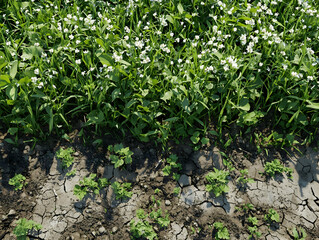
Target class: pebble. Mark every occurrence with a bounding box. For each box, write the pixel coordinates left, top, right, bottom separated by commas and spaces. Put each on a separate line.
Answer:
165, 200, 171, 206
99, 226, 106, 234
8, 209, 16, 216
112, 226, 118, 233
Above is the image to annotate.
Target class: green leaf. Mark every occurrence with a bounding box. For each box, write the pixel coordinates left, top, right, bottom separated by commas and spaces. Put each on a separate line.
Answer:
6, 85, 17, 100
161, 91, 173, 102
0, 75, 10, 87
98, 54, 113, 66
177, 3, 184, 14
112, 88, 121, 101
9, 60, 18, 79
182, 98, 191, 114
306, 100, 319, 110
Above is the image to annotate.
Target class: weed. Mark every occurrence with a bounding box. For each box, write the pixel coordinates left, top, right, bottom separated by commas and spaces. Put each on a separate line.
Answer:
291, 227, 307, 240
9, 174, 27, 191
237, 169, 255, 187
264, 209, 280, 224
111, 181, 133, 200
66, 169, 76, 177
213, 222, 230, 240
73, 174, 109, 200
56, 147, 75, 169
262, 159, 293, 179
13, 218, 42, 240
130, 219, 157, 240
162, 154, 182, 181
205, 168, 230, 197
235, 203, 255, 214
173, 187, 181, 196
108, 144, 133, 169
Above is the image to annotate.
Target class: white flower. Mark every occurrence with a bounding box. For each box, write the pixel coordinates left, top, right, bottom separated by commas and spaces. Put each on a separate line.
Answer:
69, 34, 74, 40
6, 41, 11, 46
178, 59, 183, 63
75, 59, 81, 64
34, 69, 40, 75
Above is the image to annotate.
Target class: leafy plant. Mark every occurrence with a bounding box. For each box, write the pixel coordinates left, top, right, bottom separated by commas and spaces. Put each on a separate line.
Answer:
173, 187, 181, 195
235, 203, 255, 214
149, 208, 170, 228
205, 168, 230, 197
73, 174, 109, 200
130, 219, 157, 240
9, 174, 27, 191
262, 159, 293, 179
108, 144, 133, 168
291, 227, 307, 240
162, 154, 182, 181
237, 169, 255, 187
248, 225, 261, 239
264, 208, 280, 223
56, 147, 75, 169
213, 222, 230, 240
66, 169, 76, 177
111, 181, 133, 200
13, 218, 42, 240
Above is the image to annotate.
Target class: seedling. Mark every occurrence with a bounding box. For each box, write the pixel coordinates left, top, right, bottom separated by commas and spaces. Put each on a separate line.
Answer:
205, 168, 230, 197
291, 227, 307, 240
56, 147, 75, 169
248, 225, 261, 239
130, 219, 157, 240
213, 222, 230, 240
237, 169, 255, 187
162, 154, 182, 181
264, 208, 280, 223
13, 218, 42, 240
9, 174, 27, 191
173, 187, 181, 195
66, 169, 76, 177
235, 203, 255, 214
108, 144, 133, 168
262, 159, 293, 179
111, 181, 133, 200
73, 174, 109, 200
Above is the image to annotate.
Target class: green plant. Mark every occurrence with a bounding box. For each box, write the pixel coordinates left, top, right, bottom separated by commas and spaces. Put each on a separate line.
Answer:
291, 227, 307, 240
264, 209, 280, 223
237, 169, 255, 187
149, 208, 170, 228
235, 203, 255, 213
66, 169, 76, 177
262, 159, 293, 179
111, 181, 133, 200
173, 187, 181, 195
9, 174, 27, 191
73, 174, 109, 200
205, 168, 230, 197
213, 222, 230, 240
56, 147, 75, 169
248, 225, 261, 239
130, 219, 157, 240
162, 154, 182, 181
108, 144, 133, 168
13, 218, 42, 240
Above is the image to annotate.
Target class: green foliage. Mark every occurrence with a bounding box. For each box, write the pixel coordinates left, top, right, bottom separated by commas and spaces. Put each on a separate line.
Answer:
237, 169, 255, 187
205, 168, 230, 197
235, 203, 255, 213
263, 159, 293, 178
9, 174, 26, 191
66, 169, 76, 177
173, 187, 181, 195
108, 144, 133, 168
56, 147, 75, 169
264, 209, 280, 223
213, 222, 230, 240
13, 218, 42, 240
111, 181, 133, 200
291, 227, 307, 240
130, 219, 157, 240
74, 174, 109, 200
149, 208, 170, 228
248, 226, 261, 239
162, 154, 182, 181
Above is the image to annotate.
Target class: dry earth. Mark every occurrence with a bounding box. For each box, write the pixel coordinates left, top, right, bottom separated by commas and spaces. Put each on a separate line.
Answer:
0, 133, 319, 240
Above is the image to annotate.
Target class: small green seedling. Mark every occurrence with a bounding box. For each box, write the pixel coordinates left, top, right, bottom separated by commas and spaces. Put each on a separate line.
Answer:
66, 169, 76, 177
130, 219, 157, 240
162, 154, 182, 181
173, 187, 181, 195
108, 143, 133, 168
74, 174, 109, 200
111, 181, 133, 200
235, 203, 255, 213
237, 169, 255, 187
13, 218, 42, 240
291, 227, 307, 240
149, 208, 170, 228
9, 174, 27, 190
262, 159, 293, 178
206, 168, 229, 197
213, 222, 230, 240
264, 208, 280, 223
247, 216, 261, 239
56, 147, 75, 169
